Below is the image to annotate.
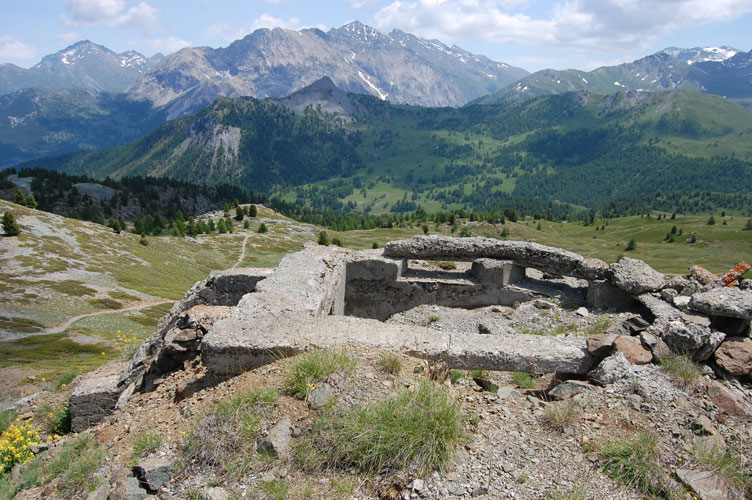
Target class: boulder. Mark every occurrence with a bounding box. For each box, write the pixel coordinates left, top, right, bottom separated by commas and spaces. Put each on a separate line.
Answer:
591, 352, 634, 385
70, 361, 125, 432
610, 258, 668, 294
586, 334, 617, 359
132, 457, 173, 493
704, 380, 752, 417
657, 319, 725, 362
676, 468, 743, 500
108, 468, 147, 500
638, 331, 673, 361
689, 288, 752, 320
636, 293, 682, 322
257, 416, 292, 458
613, 336, 652, 365
690, 265, 720, 286
578, 258, 609, 280
714, 337, 752, 376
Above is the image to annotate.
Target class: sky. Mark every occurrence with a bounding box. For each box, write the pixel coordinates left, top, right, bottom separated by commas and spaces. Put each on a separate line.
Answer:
2, 0, 752, 72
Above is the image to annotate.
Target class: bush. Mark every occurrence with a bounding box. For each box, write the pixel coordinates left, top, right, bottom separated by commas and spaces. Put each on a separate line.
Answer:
53, 404, 71, 435
284, 350, 355, 398
1, 212, 20, 236
296, 381, 464, 474
625, 238, 637, 251
318, 230, 330, 245
182, 389, 277, 472
257, 222, 267, 234
707, 215, 716, 225
377, 353, 402, 375
600, 432, 660, 495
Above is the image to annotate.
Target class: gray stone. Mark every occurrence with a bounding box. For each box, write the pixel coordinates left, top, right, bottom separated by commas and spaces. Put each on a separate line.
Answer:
714, 337, 752, 376
586, 280, 637, 311
578, 258, 609, 280
689, 288, 752, 320
673, 295, 692, 308
639, 331, 673, 361
204, 487, 231, 500
258, 416, 292, 458
29, 443, 49, 455
660, 288, 678, 302
307, 383, 334, 408
591, 352, 634, 385
109, 475, 147, 500
496, 387, 521, 400
657, 319, 725, 362
575, 307, 589, 317
470, 258, 525, 286
383, 235, 587, 277
676, 468, 743, 500
547, 380, 595, 400
610, 258, 668, 294
132, 457, 173, 492
636, 293, 682, 322
70, 361, 125, 432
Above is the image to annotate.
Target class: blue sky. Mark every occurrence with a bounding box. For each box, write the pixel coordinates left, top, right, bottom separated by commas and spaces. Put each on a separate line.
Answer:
2, 0, 752, 72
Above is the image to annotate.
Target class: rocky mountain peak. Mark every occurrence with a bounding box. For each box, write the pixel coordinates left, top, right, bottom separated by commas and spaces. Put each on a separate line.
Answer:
660, 46, 741, 64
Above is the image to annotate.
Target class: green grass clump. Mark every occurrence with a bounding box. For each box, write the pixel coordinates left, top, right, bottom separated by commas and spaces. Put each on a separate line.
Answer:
284, 350, 355, 398
425, 315, 440, 326
660, 355, 703, 386
182, 388, 277, 473
512, 372, 536, 389
545, 487, 587, 500
542, 400, 580, 432
449, 369, 465, 384
132, 431, 162, 460
600, 432, 660, 495
296, 381, 463, 475
88, 298, 122, 310
259, 479, 289, 500
692, 442, 752, 496
49, 370, 77, 391
43, 436, 106, 497
377, 353, 402, 375
0, 410, 16, 434
583, 316, 614, 337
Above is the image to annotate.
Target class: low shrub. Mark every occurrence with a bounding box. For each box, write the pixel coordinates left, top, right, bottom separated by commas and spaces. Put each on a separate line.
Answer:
296, 381, 463, 475
600, 432, 660, 495
284, 350, 355, 398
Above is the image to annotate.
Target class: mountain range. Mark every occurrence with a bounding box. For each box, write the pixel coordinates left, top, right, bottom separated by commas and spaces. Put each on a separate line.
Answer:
475, 46, 752, 107
0, 41, 163, 95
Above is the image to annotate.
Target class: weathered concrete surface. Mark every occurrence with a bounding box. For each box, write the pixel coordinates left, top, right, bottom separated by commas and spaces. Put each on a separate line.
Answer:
689, 288, 752, 320
201, 314, 595, 376
610, 258, 668, 295
70, 361, 126, 432
586, 280, 638, 311
383, 235, 597, 278
470, 259, 525, 287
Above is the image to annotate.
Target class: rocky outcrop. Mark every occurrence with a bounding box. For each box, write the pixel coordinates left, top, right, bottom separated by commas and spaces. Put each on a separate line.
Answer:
70, 362, 125, 432
610, 258, 668, 294
689, 288, 752, 319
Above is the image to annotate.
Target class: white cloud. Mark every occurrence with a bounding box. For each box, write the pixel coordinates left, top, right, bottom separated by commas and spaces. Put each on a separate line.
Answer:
372, 0, 752, 53
150, 36, 192, 53
205, 21, 249, 42
249, 14, 302, 32
0, 36, 36, 60
112, 2, 160, 34
264, 0, 283, 4
64, 0, 125, 25
348, 0, 382, 8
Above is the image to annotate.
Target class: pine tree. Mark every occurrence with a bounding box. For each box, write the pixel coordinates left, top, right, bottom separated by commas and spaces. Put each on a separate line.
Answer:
187, 216, 197, 237
25, 194, 37, 209
249, 204, 257, 217
625, 238, 637, 251
707, 215, 716, 225
317, 230, 329, 245
258, 223, 268, 234
2, 211, 20, 236
243, 220, 250, 229
217, 219, 227, 234
536, 223, 542, 231
744, 218, 752, 231
14, 189, 26, 206
501, 227, 510, 237
112, 220, 122, 234
235, 206, 244, 221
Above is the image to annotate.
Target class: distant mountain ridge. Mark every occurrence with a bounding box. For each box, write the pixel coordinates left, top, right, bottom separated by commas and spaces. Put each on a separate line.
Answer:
0, 41, 163, 95
124, 21, 529, 118
474, 46, 752, 106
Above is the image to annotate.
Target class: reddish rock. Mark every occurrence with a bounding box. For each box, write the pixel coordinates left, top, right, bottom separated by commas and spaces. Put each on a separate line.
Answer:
714, 337, 752, 377
690, 265, 719, 285
613, 336, 652, 365
721, 261, 750, 287
704, 380, 752, 417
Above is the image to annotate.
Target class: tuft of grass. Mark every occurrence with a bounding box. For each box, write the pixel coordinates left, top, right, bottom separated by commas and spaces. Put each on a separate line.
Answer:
330, 476, 358, 499
583, 316, 614, 337
449, 369, 465, 384
600, 431, 661, 496
182, 388, 277, 473
132, 431, 162, 460
284, 350, 355, 398
425, 315, 440, 326
48, 370, 77, 391
512, 372, 536, 389
296, 381, 464, 475
377, 353, 402, 375
660, 355, 703, 386
431, 261, 456, 270
0, 410, 16, 434
542, 400, 580, 432
692, 442, 752, 496
46, 435, 106, 497
259, 479, 289, 500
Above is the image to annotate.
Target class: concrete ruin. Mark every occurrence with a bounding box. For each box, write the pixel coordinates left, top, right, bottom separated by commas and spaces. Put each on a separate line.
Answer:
70, 235, 752, 431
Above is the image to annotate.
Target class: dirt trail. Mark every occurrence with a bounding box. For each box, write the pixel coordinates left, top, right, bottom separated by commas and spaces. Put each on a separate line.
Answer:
0, 300, 173, 340
232, 234, 251, 269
